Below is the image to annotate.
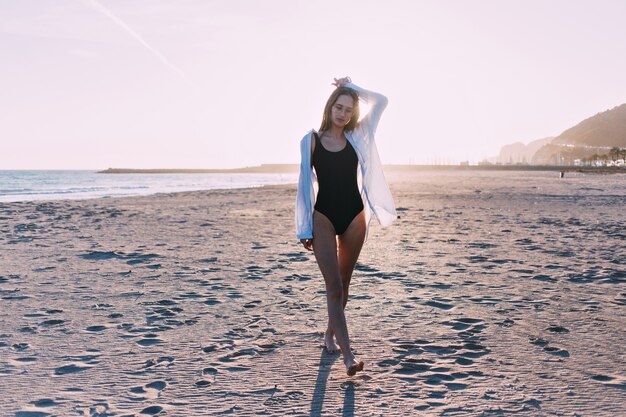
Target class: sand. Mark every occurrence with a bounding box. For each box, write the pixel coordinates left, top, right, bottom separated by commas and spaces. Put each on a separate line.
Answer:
1, 170, 625, 416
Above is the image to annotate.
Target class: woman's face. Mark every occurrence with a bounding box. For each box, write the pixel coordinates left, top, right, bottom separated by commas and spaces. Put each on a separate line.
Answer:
330, 94, 355, 129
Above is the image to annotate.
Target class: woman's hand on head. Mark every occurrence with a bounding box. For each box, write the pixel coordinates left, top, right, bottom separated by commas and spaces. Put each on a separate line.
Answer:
332, 77, 351, 88
300, 238, 314, 251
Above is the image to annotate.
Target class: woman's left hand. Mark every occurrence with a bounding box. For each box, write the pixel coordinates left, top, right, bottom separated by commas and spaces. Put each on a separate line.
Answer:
332, 77, 351, 88
300, 238, 314, 251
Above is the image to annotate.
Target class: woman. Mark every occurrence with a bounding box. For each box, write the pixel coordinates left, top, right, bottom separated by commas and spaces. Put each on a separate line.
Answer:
295, 76, 396, 376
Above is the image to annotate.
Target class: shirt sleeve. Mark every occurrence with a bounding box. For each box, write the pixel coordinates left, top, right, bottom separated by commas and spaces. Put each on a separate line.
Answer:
345, 82, 388, 137
295, 133, 314, 239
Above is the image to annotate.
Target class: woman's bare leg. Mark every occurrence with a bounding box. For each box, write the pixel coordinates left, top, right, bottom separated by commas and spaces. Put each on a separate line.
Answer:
313, 211, 363, 374
325, 211, 366, 349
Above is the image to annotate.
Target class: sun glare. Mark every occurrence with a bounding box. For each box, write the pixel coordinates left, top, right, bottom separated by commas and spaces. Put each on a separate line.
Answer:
358, 101, 371, 121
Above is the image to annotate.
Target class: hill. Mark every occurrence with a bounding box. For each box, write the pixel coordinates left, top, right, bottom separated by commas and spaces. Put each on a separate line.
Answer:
530, 103, 626, 164
553, 103, 626, 147
497, 137, 553, 164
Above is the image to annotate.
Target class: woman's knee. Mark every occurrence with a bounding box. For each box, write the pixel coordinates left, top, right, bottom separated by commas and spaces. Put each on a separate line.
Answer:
326, 283, 343, 302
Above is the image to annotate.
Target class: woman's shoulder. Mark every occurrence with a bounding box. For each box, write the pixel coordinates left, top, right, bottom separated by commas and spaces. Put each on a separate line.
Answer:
300, 130, 318, 156
300, 129, 318, 142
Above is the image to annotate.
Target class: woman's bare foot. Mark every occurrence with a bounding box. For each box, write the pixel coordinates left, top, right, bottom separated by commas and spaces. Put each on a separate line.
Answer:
345, 357, 364, 376
324, 329, 340, 353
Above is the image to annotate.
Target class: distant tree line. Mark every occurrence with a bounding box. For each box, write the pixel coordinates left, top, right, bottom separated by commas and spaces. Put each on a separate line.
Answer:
580, 147, 626, 166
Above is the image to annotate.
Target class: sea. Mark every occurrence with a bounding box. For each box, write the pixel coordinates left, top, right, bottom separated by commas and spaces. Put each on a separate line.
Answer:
0, 170, 298, 203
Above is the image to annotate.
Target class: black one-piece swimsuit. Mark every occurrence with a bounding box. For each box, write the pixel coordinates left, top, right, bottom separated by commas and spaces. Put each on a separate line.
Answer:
312, 132, 364, 235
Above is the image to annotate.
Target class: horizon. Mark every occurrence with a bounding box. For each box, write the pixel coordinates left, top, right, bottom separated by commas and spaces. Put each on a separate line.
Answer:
2, 0, 626, 169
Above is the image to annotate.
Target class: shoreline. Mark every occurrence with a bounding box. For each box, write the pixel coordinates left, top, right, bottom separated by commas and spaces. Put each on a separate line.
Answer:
98, 164, 626, 174
3, 166, 624, 204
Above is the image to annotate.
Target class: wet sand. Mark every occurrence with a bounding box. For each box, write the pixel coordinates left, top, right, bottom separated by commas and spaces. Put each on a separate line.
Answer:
1, 171, 625, 416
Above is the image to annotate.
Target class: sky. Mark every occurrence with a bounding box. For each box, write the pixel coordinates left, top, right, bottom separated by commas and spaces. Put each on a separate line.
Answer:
2, 0, 626, 169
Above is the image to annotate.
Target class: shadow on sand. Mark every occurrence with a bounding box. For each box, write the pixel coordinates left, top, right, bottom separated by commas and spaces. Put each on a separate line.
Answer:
341, 380, 355, 417
309, 350, 356, 417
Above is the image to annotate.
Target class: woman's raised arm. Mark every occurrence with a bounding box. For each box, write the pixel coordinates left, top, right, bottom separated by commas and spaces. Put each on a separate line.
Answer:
333, 77, 388, 136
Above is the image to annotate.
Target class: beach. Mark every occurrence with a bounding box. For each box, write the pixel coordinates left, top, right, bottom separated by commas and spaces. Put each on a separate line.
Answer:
1, 170, 625, 416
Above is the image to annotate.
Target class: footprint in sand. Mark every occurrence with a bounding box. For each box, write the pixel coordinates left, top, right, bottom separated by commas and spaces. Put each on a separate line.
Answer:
19, 326, 37, 334
393, 359, 432, 375
202, 339, 234, 354
145, 305, 186, 326
425, 299, 455, 310
85, 325, 107, 332
36, 318, 67, 328
283, 273, 312, 282
12, 357, 38, 364
497, 318, 515, 327
146, 381, 166, 391
263, 390, 305, 407
218, 347, 260, 363
591, 374, 626, 390
203, 366, 218, 376
139, 405, 164, 415
529, 336, 549, 347
454, 357, 474, 366
422, 344, 458, 355
54, 363, 91, 375
143, 356, 174, 369
546, 325, 569, 333
241, 266, 272, 280
30, 398, 61, 407
3, 292, 31, 301
12, 342, 30, 351
529, 336, 569, 357
591, 374, 615, 382
126, 252, 163, 266
280, 252, 309, 262
533, 274, 557, 283
434, 378, 466, 389
176, 291, 204, 300
80, 251, 125, 261
243, 300, 262, 309
130, 381, 167, 399
255, 341, 282, 355
442, 317, 483, 331
204, 297, 222, 305
391, 339, 429, 355
543, 346, 570, 357
378, 359, 400, 368
415, 402, 447, 411
278, 287, 293, 295
136, 334, 163, 346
